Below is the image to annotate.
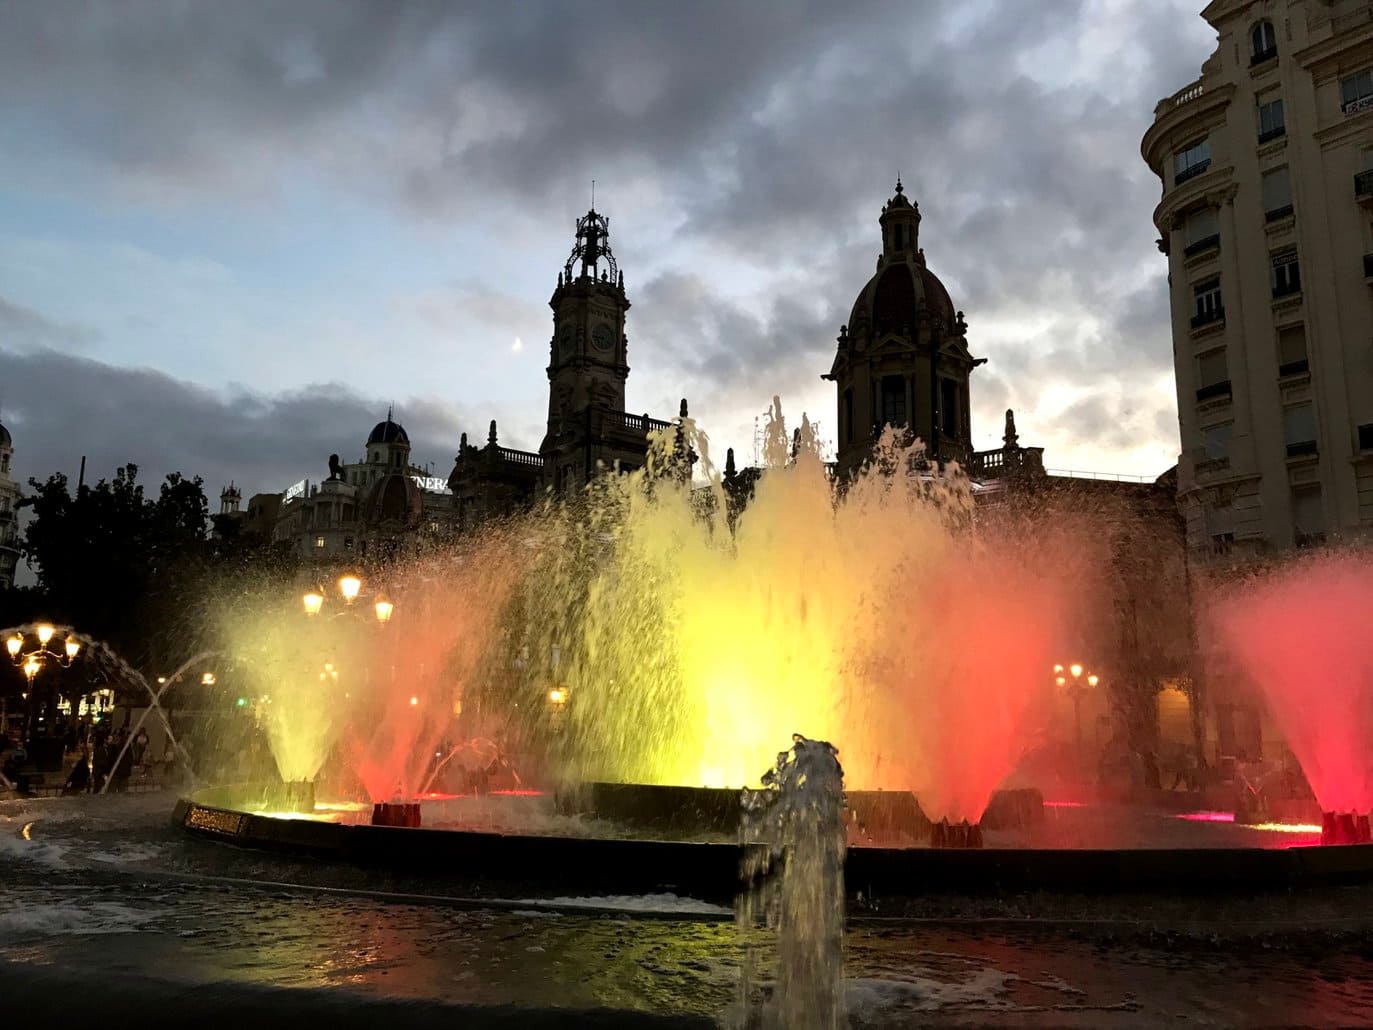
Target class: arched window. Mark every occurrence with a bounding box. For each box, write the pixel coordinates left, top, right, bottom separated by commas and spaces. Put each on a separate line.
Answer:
1251, 20, 1277, 64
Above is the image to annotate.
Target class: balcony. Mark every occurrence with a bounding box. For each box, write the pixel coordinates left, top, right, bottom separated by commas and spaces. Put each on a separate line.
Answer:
1257, 125, 1285, 144
1191, 307, 1225, 331
1357, 170, 1373, 205
1183, 234, 1220, 258
1196, 380, 1232, 402
1278, 358, 1309, 378
1175, 160, 1211, 186
1264, 204, 1294, 223
1285, 440, 1318, 458
1272, 280, 1301, 300
1295, 530, 1326, 549
1250, 46, 1278, 67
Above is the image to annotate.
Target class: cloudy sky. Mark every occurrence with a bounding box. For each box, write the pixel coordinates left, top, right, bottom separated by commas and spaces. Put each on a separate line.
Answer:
0, 0, 1216, 509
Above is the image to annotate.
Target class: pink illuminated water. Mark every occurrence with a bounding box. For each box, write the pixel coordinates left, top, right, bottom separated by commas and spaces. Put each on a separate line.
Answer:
1211, 554, 1373, 815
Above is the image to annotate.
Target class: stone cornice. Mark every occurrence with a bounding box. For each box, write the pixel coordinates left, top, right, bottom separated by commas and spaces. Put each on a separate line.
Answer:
1295, 17, 1373, 76
1152, 165, 1237, 232
1142, 83, 1236, 168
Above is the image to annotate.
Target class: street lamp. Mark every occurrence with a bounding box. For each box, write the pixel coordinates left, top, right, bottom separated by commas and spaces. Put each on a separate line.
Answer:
1054, 661, 1099, 764
8, 625, 81, 678
302, 574, 393, 623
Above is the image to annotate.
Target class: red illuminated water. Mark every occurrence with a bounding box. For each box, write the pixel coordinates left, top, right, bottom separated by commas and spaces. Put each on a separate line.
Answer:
346, 541, 518, 803
1211, 554, 1373, 814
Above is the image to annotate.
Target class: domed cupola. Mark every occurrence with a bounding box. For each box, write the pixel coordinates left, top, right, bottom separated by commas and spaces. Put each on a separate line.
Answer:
825, 182, 981, 479
365, 407, 412, 469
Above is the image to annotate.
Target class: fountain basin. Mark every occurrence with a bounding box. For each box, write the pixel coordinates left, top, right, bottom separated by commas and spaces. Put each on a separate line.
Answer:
175, 785, 1373, 899
556, 782, 1041, 840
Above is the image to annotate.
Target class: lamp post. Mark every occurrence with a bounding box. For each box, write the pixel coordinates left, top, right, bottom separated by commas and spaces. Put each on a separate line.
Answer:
302, 573, 395, 625
8, 625, 81, 742
1054, 662, 1100, 767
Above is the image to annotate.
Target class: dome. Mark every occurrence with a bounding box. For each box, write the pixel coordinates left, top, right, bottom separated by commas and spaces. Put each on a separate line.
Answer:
847, 261, 956, 335
364, 471, 423, 529
367, 419, 410, 446
0, 422, 10, 448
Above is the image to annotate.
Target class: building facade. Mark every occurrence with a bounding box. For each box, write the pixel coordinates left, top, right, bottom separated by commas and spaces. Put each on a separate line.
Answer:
0, 421, 20, 589
1142, 0, 1373, 564
268, 414, 456, 561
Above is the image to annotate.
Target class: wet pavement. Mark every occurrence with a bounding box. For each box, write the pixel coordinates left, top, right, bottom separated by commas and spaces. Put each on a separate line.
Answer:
4, 793, 1373, 1026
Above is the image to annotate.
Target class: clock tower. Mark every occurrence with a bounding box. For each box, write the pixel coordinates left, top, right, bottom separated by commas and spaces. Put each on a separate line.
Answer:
540, 207, 670, 492
545, 207, 630, 428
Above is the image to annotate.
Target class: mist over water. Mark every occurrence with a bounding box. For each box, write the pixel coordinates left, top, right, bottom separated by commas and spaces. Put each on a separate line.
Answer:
1211, 553, 1373, 814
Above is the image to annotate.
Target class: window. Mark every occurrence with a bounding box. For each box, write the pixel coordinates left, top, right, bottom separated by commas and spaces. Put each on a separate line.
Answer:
880, 375, 907, 429
891, 224, 903, 250
1251, 20, 1277, 64
1201, 422, 1232, 464
1358, 423, 1373, 451
0, 454, 7, 473
1261, 167, 1292, 220
1207, 503, 1235, 552
314, 535, 326, 549
1342, 69, 1373, 115
1197, 347, 1230, 401
1283, 401, 1317, 456
1174, 139, 1211, 185
1271, 250, 1301, 297
843, 388, 854, 444
1292, 486, 1325, 546
1192, 278, 1224, 328
939, 378, 959, 437
343, 536, 354, 550
1257, 97, 1285, 142
1277, 324, 1308, 376
1183, 207, 1219, 255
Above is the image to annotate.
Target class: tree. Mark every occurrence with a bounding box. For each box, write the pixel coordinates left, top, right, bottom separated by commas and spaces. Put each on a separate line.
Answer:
18, 464, 213, 671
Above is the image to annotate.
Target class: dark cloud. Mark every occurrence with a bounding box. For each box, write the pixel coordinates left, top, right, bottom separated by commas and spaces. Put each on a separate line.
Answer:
0, 294, 98, 351
0, 1, 1212, 471
0, 346, 468, 501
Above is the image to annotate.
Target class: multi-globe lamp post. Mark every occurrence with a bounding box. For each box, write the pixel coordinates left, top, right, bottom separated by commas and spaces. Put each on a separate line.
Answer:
301, 574, 413, 824
1054, 662, 1099, 767
7, 625, 81, 741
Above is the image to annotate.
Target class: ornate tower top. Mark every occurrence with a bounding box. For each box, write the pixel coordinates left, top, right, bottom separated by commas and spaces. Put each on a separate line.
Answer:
563, 208, 619, 283
879, 177, 921, 260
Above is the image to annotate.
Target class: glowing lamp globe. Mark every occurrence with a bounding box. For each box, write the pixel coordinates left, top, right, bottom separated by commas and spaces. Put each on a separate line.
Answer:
302, 592, 324, 616
22, 657, 40, 681
1087, 674, 1099, 688
65, 639, 81, 660
36, 624, 55, 645
6, 635, 21, 658
338, 575, 362, 603
1069, 663, 1084, 679
374, 599, 394, 624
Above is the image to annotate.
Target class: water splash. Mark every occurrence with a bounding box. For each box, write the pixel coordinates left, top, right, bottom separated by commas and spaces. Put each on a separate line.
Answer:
0, 624, 201, 790
1210, 553, 1373, 814
526, 402, 1081, 821
736, 734, 847, 1030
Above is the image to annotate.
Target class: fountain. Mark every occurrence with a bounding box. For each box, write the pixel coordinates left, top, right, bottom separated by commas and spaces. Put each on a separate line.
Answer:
0, 624, 202, 793
172, 399, 1373, 897
737, 735, 847, 1030
1210, 553, 1373, 841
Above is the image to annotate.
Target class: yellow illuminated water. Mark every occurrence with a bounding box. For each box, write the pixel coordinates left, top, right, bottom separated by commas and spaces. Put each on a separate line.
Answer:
223, 399, 1091, 823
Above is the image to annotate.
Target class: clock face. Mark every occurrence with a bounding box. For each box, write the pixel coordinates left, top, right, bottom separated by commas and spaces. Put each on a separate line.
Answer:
591, 324, 613, 353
